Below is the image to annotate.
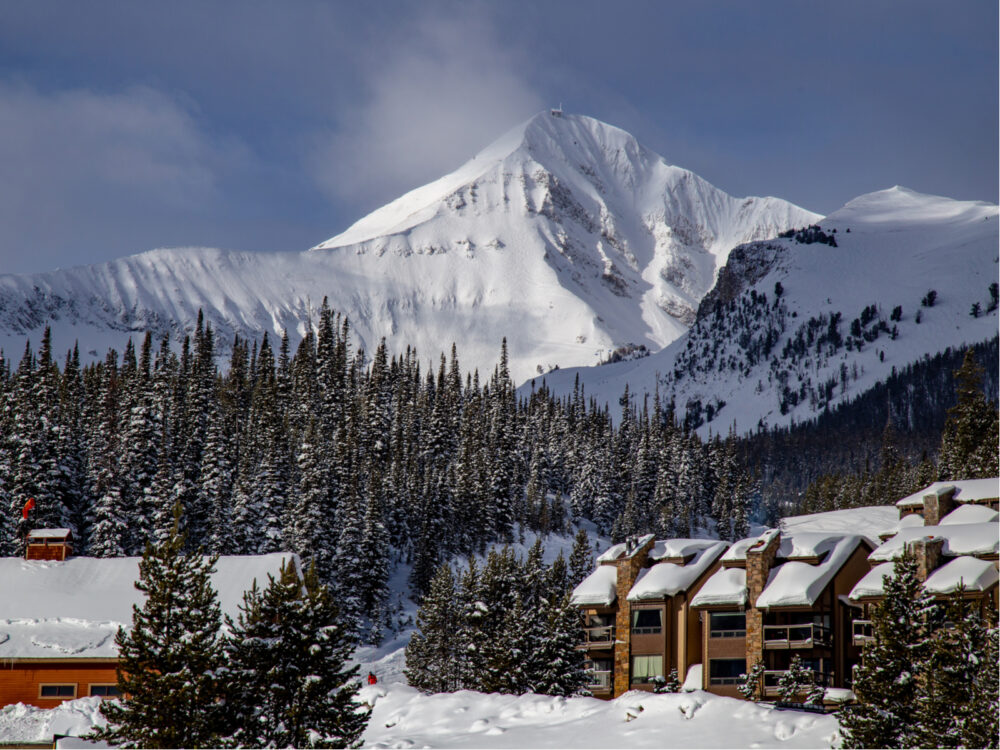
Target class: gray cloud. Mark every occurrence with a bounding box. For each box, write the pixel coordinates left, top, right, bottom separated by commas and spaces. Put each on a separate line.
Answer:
0, 81, 250, 273
309, 8, 544, 222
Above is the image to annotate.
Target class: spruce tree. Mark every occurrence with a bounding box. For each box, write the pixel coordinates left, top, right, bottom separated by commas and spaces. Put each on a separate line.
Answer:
91, 504, 225, 749
840, 553, 936, 749
222, 561, 368, 749
938, 348, 999, 480
405, 563, 461, 692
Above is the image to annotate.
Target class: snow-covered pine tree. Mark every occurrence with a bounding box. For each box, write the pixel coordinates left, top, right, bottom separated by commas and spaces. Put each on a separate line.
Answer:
533, 593, 588, 697
839, 553, 936, 749
738, 661, 765, 702
222, 561, 368, 749
775, 654, 814, 702
568, 527, 594, 587
913, 592, 999, 749
283, 417, 337, 579
405, 563, 461, 692
91, 504, 225, 749
937, 348, 999, 480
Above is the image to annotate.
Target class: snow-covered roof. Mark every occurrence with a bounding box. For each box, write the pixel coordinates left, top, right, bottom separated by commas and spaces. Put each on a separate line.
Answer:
776, 532, 840, 560
627, 542, 728, 601
0, 553, 295, 659
647, 538, 720, 562
850, 557, 999, 601
720, 534, 772, 564
596, 534, 654, 563
923, 557, 1000, 596
780, 506, 898, 546
896, 478, 1000, 508
939, 503, 999, 526
756, 534, 865, 609
569, 564, 618, 607
883, 513, 927, 537
690, 567, 747, 608
848, 562, 896, 601
868, 523, 999, 562
26, 528, 72, 540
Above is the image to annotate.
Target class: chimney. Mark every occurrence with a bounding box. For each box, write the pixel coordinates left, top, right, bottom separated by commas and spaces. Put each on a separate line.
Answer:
612, 535, 655, 696
922, 485, 957, 527
906, 536, 945, 582
745, 530, 781, 670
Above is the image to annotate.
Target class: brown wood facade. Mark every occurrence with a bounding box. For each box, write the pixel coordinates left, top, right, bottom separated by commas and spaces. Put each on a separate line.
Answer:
0, 659, 118, 708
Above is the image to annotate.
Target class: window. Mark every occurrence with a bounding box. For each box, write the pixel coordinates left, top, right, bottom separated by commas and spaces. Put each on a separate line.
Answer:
630, 654, 663, 684
89, 684, 120, 697
39, 684, 77, 699
709, 612, 746, 638
584, 659, 613, 691
631, 608, 662, 634
709, 659, 746, 685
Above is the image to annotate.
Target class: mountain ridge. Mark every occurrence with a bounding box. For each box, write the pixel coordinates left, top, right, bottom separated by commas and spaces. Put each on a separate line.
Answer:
0, 112, 817, 381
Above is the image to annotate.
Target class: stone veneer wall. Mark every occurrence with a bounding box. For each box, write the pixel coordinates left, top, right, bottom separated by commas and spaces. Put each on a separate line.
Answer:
922, 487, 957, 527
612, 538, 654, 696
744, 532, 781, 669
907, 537, 945, 581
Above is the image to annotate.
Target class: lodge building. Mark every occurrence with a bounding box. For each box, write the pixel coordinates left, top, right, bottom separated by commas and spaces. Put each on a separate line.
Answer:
0, 535, 293, 709
572, 477, 1000, 706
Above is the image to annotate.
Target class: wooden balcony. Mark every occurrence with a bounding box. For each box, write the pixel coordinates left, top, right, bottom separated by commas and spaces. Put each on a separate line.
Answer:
763, 623, 831, 650
852, 619, 874, 647
577, 625, 616, 650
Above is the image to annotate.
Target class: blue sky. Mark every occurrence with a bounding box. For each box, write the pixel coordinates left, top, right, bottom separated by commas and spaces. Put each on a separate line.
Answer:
0, 0, 996, 274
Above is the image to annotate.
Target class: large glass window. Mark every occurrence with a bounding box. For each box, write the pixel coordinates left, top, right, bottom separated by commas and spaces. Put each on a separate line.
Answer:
631, 608, 662, 634
709, 612, 746, 638
709, 658, 746, 685
630, 654, 664, 683
89, 684, 120, 697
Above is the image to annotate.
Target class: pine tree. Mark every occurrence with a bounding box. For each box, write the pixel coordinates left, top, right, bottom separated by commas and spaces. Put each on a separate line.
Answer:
533, 594, 588, 697
222, 561, 368, 749
937, 348, 999, 480
840, 553, 936, 749
738, 661, 765, 702
913, 593, 999, 749
568, 528, 594, 587
405, 563, 461, 692
776, 654, 814, 702
91, 504, 225, 749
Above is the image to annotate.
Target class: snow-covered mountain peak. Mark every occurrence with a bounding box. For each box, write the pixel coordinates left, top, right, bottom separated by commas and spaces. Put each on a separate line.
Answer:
2, 112, 817, 382
823, 186, 997, 231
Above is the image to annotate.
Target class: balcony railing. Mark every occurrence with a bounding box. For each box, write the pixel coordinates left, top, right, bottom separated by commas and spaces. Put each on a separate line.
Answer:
852, 619, 874, 646
578, 625, 616, 649
762, 669, 832, 697
586, 670, 612, 690
763, 623, 831, 650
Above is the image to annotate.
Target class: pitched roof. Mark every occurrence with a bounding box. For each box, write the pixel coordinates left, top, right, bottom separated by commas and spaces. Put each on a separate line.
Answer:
569, 564, 618, 607
0, 553, 295, 659
755, 533, 866, 609
690, 567, 747, 608
627, 541, 728, 601
896, 478, 1000, 508
868, 523, 999, 562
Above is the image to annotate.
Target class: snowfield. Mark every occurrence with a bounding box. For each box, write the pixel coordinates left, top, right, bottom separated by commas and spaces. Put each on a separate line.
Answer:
0, 686, 842, 749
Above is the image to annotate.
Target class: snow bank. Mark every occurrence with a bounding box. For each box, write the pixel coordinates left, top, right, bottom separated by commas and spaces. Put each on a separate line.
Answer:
628, 542, 728, 600
358, 684, 841, 749
0, 697, 107, 745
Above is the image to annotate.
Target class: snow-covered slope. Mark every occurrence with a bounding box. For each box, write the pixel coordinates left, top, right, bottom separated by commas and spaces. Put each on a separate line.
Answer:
532, 187, 999, 434
0, 113, 816, 382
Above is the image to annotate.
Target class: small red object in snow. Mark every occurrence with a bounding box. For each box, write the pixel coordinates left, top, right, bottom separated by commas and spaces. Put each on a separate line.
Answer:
367, 672, 377, 685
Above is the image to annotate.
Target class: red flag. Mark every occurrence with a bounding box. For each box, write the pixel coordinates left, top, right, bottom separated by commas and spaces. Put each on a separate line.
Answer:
22, 497, 35, 520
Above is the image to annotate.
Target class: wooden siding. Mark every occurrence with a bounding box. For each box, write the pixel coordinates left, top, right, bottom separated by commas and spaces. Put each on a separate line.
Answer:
0, 661, 117, 708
